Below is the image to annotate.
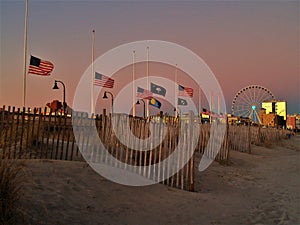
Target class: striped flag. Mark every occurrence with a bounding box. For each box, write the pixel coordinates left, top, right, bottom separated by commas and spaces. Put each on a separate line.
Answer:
178, 84, 193, 97
94, 72, 114, 88
137, 87, 153, 100
28, 55, 54, 76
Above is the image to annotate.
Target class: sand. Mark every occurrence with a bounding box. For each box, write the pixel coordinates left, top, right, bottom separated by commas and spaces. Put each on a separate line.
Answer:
18, 135, 300, 225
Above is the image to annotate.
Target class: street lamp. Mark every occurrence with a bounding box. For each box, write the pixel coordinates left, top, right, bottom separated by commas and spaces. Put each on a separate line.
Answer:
174, 107, 181, 117
52, 80, 66, 114
136, 99, 145, 118
103, 91, 114, 115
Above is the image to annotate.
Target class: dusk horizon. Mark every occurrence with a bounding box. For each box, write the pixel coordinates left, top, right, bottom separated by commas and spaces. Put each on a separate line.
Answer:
1, 1, 300, 224
1, 1, 299, 114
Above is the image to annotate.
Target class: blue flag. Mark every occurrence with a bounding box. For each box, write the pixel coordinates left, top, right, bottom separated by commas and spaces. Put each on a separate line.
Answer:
150, 83, 166, 96
149, 97, 162, 109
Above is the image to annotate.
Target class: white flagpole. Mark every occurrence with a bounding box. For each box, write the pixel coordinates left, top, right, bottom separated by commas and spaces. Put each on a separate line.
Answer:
91, 29, 95, 115
217, 92, 220, 114
210, 91, 214, 123
132, 50, 136, 117
146, 46, 149, 118
211, 91, 214, 112
199, 85, 202, 116
22, 0, 28, 107
175, 64, 178, 117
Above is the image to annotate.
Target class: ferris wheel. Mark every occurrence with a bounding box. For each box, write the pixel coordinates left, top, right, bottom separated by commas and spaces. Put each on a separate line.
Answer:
231, 85, 275, 124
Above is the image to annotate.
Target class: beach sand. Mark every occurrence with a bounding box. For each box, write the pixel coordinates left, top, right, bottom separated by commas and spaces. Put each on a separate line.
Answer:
18, 135, 300, 225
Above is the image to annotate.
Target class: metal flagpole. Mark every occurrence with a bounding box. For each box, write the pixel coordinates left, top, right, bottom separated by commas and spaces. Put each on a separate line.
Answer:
217, 92, 220, 114
22, 0, 28, 107
211, 91, 214, 112
91, 29, 95, 115
175, 64, 178, 117
199, 85, 202, 116
132, 50, 136, 117
146, 46, 149, 118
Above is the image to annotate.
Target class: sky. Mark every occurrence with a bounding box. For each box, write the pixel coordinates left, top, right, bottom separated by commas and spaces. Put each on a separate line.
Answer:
0, 0, 299, 116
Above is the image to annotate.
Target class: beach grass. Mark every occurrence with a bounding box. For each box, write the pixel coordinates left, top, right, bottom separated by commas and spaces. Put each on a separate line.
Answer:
0, 154, 25, 224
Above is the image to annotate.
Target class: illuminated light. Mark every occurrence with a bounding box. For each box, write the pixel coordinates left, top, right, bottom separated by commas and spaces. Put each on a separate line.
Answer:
252, 105, 256, 110
202, 114, 210, 119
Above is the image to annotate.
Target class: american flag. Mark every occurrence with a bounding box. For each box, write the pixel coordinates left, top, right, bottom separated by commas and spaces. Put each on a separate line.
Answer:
28, 55, 54, 76
178, 84, 193, 97
137, 87, 153, 99
94, 72, 114, 88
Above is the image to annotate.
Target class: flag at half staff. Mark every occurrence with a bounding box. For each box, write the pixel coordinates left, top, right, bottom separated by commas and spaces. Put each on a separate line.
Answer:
178, 84, 193, 97
150, 82, 166, 97
137, 87, 153, 99
28, 55, 54, 76
149, 97, 161, 109
94, 72, 114, 88
178, 98, 188, 106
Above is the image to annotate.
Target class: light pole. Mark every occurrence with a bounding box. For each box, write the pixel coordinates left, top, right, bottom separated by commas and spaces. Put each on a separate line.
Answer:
53, 80, 66, 114
103, 91, 114, 115
136, 99, 145, 118
174, 107, 181, 117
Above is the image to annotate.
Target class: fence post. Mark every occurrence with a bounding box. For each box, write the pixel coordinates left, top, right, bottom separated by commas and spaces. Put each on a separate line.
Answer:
189, 111, 195, 192
2, 106, 10, 156
0, 105, 5, 137
248, 123, 251, 154
7, 107, 16, 158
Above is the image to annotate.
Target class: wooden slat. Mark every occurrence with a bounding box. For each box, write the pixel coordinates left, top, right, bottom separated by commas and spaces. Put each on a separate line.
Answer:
7, 106, 16, 158
2, 106, 10, 156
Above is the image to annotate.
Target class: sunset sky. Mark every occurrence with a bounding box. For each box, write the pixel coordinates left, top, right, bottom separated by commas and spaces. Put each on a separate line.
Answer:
0, 1, 299, 115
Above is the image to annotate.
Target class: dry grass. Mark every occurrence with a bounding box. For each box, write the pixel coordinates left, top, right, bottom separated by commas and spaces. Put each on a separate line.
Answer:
0, 154, 26, 224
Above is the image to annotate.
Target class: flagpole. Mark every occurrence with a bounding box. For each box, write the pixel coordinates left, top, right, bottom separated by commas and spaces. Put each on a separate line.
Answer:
146, 46, 149, 118
211, 91, 214, 112
22, 0, 28, 107
132, 50, 136, 117
175, 64, 178, 117
199, 85, 202, 116
91, 29, 95, 115
217, 92, 220, 114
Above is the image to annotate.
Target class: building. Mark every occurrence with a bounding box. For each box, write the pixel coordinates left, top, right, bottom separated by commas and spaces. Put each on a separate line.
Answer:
286, 114, 296, 130
262, 100, 287, 120
296, 115, 300, 131
259, 109, 285, 128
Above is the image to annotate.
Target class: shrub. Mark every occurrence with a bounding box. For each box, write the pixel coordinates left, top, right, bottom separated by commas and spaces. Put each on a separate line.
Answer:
0, 155, 24, 224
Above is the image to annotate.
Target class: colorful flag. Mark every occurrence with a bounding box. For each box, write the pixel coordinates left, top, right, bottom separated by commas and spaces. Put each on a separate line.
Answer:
94, 72, 114, 88
28, 55, 54, 76
149, 97, 161, 109
150, 82, 166, 96
178, 84, 193, 97
178, 98, 188, 106
202, 108, 211, 115
137, 87, 153, 100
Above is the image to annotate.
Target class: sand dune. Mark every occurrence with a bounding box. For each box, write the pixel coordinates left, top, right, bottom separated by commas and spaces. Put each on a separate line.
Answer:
18, 135, 300, 225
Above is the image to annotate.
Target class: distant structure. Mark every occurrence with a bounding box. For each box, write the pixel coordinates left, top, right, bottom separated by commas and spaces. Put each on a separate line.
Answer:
287, 114, 300, 131
46, 100, 63, 112
258, 100, 287, 128
262, 100, 287, 120
227, 114, 251, 125
231, 85, 275, 124
46, 100, 72, 115
287, 114, 296, 130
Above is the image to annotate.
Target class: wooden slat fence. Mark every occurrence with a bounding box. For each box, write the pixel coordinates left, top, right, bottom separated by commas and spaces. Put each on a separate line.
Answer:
228, 125, 251, 153
2, 105, 290, 190
196, 123, 230, 164
0, 106, 230, 191
229, 124, 291, 153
